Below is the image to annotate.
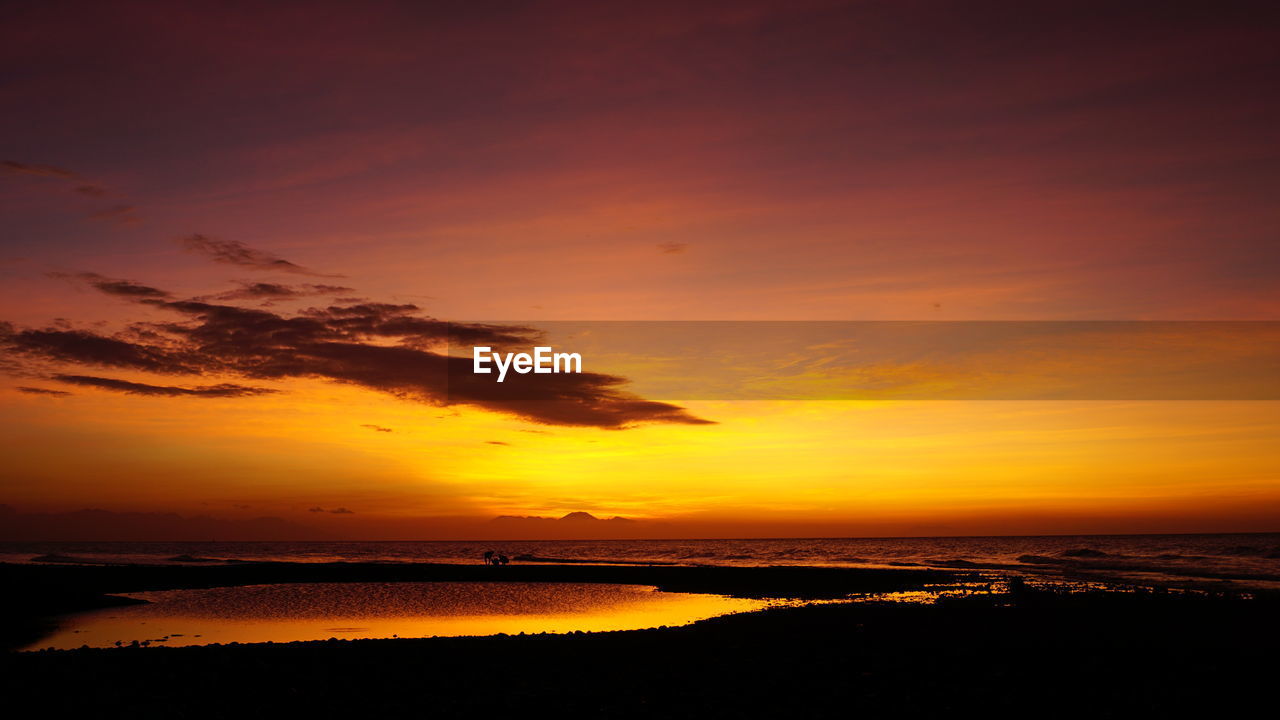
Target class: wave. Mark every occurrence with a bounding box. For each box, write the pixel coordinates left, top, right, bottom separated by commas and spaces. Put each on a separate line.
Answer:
1214, 545, 1280, 558
1060, 548, 1110, 558
1017, 555, 1068, 565
30, 553, 85, 563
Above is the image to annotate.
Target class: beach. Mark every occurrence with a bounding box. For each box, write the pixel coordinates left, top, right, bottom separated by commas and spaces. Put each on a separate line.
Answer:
3, 557, 1278, 717
1, 559, 957, 649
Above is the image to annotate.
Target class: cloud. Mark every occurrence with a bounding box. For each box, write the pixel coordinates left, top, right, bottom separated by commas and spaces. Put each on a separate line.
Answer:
485, 440, 510, 446
0, 281, 713, 428
87, 204, 141, 225
657, 242, 687, 254
51, 272, 171, 299
181, 234, 333, 276
52, 374, 279, 398
329, 507, 355, 514
4, 326, 201, 374
308, 506, 325, 512
4, 161, 122, 213
2, 160, 81, 180
16, 386, 72, 396
88, 277, 168, 298
205, 282, 355, 302
361, 424, 393, 432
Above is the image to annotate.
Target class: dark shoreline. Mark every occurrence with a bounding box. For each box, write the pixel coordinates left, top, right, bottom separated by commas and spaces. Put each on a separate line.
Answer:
5, 583, 1277, 717
0, 560, 961, 651
5, 561, 1278, 716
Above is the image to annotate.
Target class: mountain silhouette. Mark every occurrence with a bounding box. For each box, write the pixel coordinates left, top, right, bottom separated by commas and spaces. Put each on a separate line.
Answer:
490, 512, 635, 524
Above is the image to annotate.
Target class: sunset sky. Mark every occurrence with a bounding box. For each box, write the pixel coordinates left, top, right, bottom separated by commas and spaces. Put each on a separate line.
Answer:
2, 0, 1278, 539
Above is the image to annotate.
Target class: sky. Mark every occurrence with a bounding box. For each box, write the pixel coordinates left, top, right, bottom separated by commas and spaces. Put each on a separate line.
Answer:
2, 0, 1278, 539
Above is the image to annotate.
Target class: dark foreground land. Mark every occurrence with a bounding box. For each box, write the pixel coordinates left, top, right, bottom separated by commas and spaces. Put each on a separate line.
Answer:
2, 562, 1276, 718
0, 559, 959, 650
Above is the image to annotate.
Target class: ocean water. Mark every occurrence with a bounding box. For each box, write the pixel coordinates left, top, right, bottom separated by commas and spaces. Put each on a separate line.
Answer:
4, 533, 1279, 589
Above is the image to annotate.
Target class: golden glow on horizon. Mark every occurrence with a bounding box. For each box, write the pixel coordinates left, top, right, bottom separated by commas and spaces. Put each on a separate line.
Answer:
6, 373, 1279, 536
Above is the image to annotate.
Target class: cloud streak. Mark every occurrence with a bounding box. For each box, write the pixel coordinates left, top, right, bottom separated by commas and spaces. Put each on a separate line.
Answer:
52, 374, 279, 398
50, 272, 172, 299
86, 204, 141, 226
4, 159, 112, 206
204, 282, 355, 302
2, 160, 81, 180
182, 234, 334, 276
16, 386, 72, 396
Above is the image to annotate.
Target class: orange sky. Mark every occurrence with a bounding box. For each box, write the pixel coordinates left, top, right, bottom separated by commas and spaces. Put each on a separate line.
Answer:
2, 1, 1278, 539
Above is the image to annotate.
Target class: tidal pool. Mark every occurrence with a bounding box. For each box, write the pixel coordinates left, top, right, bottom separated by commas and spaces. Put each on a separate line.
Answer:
26, 581, 778, 650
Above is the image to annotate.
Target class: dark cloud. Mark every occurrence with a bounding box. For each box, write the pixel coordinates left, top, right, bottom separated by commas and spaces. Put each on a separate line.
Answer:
3, 327, 201, 374
90, 278, 167, 298
182, 234, 333, 276
51, 272, 171, 299
16, 386, 72, 396
53, 374, 279, 398
485, 440, 511, 446
329, 507, 355, 514
205, 282, 355, 302
657, 242, 687, 254
308, 506, 325, 512
4, 161, 122, 211
2, 160, 80, 179
0, 282, 712, 428
87, 204, 141, 225
361, 424, 393, 433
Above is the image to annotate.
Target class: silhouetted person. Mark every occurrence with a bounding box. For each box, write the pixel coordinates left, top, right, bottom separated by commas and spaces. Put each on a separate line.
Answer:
483, 550, 495, 565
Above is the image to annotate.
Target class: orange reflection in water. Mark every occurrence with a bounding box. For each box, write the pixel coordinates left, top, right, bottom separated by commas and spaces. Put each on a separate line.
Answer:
26, 582, 780, 650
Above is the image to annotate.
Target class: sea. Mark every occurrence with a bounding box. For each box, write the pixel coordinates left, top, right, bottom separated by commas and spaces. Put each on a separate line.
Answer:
4, 533, 1279, 591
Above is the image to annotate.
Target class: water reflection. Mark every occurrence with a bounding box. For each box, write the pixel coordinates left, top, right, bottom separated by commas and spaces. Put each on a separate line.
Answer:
26, 582, 779, 650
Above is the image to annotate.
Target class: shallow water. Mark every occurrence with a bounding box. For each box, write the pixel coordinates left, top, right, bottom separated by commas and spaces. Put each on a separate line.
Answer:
24, 582, 780, 650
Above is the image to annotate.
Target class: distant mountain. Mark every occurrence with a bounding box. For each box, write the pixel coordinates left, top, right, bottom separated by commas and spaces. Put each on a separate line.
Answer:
492, 511, 635, 524
485, 511, 642, 539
